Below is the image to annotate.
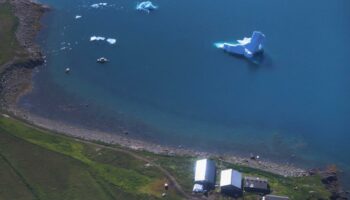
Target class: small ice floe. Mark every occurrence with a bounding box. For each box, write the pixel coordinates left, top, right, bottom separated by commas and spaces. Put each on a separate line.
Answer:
91, 2, 108, 8
216, 31, 265, 58
90, 36, 117, 45
90, 36, 106, 41
106, 38, 117, 45
136, 1, 158, 13
75, 15, 82, 19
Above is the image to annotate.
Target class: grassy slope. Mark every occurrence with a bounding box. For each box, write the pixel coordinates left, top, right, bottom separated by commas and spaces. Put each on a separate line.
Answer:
0, 1, 26, 69
0, 116, 331, 200
0, 116, 182, 200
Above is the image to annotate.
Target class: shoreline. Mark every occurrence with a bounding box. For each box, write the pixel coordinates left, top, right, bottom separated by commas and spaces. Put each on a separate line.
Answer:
0, 0, 312, 178
8, 106, 308, 178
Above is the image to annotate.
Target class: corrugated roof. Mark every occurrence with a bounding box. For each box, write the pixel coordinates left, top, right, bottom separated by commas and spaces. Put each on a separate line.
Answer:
244, 176, 268, 190
194, 159, 216, 184
194, 159, 207, 181
220, 169, 242, 189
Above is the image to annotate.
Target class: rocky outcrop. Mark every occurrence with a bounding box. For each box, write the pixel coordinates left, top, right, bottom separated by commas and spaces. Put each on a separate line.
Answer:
309, 165, 349, 200
0, 0, 48, 107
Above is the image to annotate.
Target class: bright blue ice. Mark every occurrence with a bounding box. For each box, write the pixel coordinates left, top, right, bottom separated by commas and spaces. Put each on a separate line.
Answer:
217, 31, 265, 58
136, 1, 158, 13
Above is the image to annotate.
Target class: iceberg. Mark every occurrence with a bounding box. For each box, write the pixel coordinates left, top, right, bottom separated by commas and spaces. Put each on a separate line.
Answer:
90, 36, 106, 41
106, 38, 117, 45
216, 31, 265, 58
75, 15, 82, 19
136, 1, 158, 13
91, 3, 108, 8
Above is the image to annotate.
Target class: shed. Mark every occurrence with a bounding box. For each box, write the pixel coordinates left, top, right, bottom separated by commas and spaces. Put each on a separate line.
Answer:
220, 169, 243, 196
244, 176, 270, 194
262, 194, 289, 200
220, 169, 242, 190
194, 159, 216, 191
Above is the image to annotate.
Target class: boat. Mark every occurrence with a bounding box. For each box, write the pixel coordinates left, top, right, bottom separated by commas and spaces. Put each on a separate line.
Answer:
65, 67, 70, 73
97, 57, 109, 63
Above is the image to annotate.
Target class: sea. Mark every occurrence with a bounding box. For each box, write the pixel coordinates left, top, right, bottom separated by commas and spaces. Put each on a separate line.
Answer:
21, 0, 350, 187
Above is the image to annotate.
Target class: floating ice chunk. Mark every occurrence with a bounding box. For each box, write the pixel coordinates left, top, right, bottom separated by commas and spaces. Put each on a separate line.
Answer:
136, 1, 158, 13
214, 42, 225, 48
91, 2, 108, 8
106, 38, 117, 45
216, 31, 265, 58
90, 36, 106, 41
75, 15, 82, 19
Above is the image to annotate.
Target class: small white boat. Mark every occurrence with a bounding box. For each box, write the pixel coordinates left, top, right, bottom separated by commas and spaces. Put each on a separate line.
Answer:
97, 57, 109, 63
65, 67, 70, 73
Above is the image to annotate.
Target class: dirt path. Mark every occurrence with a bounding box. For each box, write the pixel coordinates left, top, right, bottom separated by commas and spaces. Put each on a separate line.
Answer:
80, 140, 196, 200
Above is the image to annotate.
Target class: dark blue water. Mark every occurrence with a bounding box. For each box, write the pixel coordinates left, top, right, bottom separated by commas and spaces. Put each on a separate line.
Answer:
23, 0, 350, 186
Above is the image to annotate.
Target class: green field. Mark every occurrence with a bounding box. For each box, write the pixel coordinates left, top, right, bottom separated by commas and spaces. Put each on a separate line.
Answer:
0, 115, 331, 200
0, 115, 184, 200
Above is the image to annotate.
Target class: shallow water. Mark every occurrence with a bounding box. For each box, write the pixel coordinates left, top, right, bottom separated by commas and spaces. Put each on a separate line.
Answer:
23, 0, 350, 187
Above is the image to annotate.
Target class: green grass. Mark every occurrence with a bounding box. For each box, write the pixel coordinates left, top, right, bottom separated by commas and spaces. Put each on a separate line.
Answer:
146, 153, 331, 200
0, 114, 332, 200
0, 116, 182, 200
0, 1, 27, 69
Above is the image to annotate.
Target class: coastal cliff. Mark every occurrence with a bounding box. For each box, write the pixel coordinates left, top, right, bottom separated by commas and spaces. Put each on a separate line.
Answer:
0, 0, 48, 108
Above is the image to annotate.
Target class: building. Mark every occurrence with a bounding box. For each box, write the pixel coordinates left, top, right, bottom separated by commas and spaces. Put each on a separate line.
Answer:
220, 169, 242, 196
244, 176, 270, 194
193, 159, 216, 193
262, 194, 289, 200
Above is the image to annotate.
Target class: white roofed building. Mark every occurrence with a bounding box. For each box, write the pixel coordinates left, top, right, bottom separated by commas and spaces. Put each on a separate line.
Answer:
193, 159, 216, 193
220, 169, 243, 196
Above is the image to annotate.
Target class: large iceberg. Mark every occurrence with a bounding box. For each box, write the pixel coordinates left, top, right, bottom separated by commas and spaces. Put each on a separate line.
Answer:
216, 31, 265, 58
136, 1, 158, 13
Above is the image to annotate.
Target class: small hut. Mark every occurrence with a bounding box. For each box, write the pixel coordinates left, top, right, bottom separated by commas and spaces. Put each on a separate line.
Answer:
244, 176, 270, 194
